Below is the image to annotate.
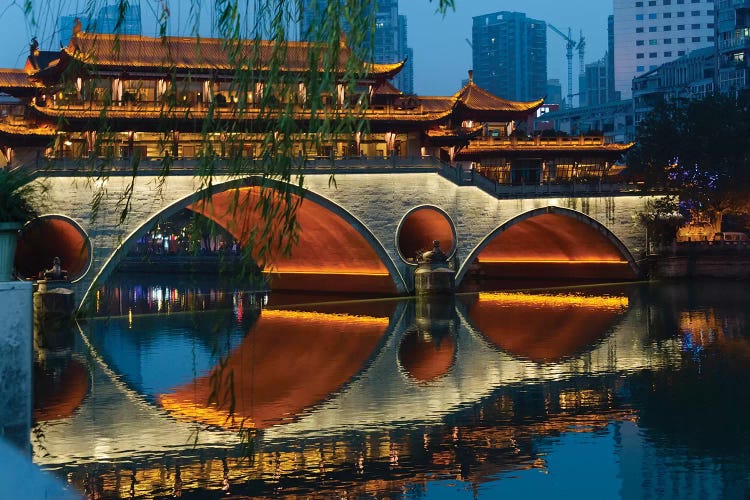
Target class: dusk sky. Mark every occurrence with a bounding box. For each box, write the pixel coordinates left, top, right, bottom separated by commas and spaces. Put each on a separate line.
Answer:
0, 1, 612, 97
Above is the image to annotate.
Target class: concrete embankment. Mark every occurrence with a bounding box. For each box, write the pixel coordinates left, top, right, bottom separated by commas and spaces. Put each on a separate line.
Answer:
647, 245, 750, 279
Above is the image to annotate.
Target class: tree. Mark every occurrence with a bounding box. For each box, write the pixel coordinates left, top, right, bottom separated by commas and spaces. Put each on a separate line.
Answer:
628, 91, 750, 231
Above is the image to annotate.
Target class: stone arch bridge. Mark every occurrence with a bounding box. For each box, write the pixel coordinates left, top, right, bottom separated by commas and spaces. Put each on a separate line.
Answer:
25, 169, 653, 310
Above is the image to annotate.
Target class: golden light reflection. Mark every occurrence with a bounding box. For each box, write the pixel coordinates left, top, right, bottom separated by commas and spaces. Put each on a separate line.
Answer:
470, 292, 629, 363
73, 405, 638, 499
478, 292, 629, 310
157, 308, 389, 430
261, 309, 389, 326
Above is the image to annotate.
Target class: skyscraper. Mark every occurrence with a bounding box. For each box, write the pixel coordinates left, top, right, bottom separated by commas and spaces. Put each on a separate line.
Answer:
300, 0, 414, 94
716, 0, 750, 94
59, 1, 141, 46
471, 12, 547, 102
612, 0, 715, 99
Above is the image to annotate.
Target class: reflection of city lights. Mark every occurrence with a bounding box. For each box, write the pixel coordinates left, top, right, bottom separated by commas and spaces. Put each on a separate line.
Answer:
478, 292, 628, 310
128, 308, 132, 328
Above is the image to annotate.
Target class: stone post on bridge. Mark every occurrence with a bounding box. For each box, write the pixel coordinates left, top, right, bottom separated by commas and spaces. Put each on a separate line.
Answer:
414, 240, 455, 296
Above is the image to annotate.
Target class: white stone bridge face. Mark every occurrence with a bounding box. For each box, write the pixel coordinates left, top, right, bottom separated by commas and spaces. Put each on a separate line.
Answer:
26, 172, 652, 309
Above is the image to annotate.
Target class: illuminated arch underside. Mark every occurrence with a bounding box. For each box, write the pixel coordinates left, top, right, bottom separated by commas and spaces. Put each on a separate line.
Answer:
15, 217, 90, 281
34, 359, 89, 422
468, 292, 628, 363
189, 187, 396, 294
158, 310, 388, 429
398, 208, 455, 260
398, 329, 456, 383
476, 213, 635, 280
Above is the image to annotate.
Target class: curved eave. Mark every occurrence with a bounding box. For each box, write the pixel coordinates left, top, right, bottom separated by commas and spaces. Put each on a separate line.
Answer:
424, 124, 484, 146
453, 97, 544, 122
456, 142, 634, 159
0, 121, 56, 137
63, 45, 404, 81
30, 103, 452, 126
368, 59, 406, 80
0, 70, 41, 96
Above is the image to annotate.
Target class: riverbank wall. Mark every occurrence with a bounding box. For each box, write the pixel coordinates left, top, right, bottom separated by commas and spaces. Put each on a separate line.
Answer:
647, 245, 750, 279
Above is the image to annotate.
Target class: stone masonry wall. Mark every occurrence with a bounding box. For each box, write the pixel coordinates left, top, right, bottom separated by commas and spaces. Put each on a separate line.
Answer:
39, 173, 653, 304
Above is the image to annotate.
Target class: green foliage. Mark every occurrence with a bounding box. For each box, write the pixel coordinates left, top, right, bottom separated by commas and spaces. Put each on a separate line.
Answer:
0, 168, 44, 223
628, 91, 750, 223
638, 195, 682, 248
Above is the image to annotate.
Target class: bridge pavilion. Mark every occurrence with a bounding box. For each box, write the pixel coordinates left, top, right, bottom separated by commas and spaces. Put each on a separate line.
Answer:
0, 30, 631, 181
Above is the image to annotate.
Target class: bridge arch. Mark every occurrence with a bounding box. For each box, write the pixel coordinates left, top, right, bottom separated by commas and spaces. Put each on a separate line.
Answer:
15, 214, 93, 282
456, 206, 640, 286
79, 176, 407, 310
395, 204, 457, 264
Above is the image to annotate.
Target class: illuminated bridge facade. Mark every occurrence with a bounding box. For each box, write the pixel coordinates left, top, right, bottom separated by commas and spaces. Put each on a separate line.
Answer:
19, 170, 652, 308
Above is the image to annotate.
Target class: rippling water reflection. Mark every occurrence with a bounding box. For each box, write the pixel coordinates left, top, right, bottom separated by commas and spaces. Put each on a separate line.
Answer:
30, 276, 750, 499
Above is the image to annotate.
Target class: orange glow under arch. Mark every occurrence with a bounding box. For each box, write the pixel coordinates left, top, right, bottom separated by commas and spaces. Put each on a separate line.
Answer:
158, 309, 388, 429
189, 187, 397, 294
468, 292, 628, 363
474, 212, 636, 280
398, 329, 456, 383
397, 207, 455, 262
15, 216, 91, 281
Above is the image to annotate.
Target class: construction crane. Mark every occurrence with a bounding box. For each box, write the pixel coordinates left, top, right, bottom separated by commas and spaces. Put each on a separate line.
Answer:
547, 23, 580, 108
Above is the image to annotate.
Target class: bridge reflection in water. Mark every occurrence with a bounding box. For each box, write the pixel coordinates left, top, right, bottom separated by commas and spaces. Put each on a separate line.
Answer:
31, 279, 750, 498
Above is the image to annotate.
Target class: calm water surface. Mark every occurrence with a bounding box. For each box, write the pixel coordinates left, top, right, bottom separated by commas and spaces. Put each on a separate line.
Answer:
31, 274, 750, 499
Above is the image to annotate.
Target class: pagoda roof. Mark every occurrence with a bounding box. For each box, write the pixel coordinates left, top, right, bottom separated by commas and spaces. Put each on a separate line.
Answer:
424, 124, 484, 147
29, 102, 453, 130
0, 69, 38, 89
451, 80, 544, 121
0, 121, 55, 137
456, 138, 634, 160
0, 69, 40, 97
37, 31, 404, 80
372, 81, 402, 96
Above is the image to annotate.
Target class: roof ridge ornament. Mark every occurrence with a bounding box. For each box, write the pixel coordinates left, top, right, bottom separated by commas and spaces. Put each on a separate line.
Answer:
468, 69, 473, 84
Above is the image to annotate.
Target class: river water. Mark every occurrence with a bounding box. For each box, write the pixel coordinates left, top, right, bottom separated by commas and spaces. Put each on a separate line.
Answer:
31, 274, 750, 499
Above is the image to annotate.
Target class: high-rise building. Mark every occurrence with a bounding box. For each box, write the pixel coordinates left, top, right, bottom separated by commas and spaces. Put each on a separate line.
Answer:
608, 15, 620, 101
59, 2, 141, 46
546, 79, 563, 105
613, 0, 715, 99
580, 58, 610, 107
300, 0, 413, 94
472, 12, 547, 102
716, 0, 750, 94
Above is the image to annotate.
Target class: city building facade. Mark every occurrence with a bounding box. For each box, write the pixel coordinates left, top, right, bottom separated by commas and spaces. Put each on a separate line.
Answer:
613, 0, 715, 99
472, 11, 547, 102
59, 1, 142, 46
300, 0, 413, 94
632, 46, 715, 124
715, 0, 750, 94
542, 100, 635, 143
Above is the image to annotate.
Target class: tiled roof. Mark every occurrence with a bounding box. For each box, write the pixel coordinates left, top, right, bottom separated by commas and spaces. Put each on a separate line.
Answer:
453, 82, 544, 114
372, 81, 402, 96
0, 69, 37, 89
0, 121, 56, 136
31, 102, 452, 124
61, 32, 404, 78
458, 140, 634, 157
